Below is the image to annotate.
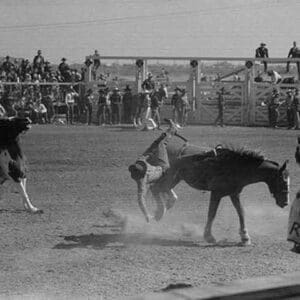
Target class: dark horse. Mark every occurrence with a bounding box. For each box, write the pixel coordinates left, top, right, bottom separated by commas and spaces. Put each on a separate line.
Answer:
130, 137, 290, 245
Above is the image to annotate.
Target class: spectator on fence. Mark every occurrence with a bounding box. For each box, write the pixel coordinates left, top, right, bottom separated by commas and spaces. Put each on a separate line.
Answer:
142, 72, 155, 92
19, 59, 32, 80
287, 41, 300, 77
285, 89, 295, 129
44, 61, 52, 76
91, 50, 101, 80
255, 42, 269, 73
292, 89, 300, 129
84, 88, 94, 125
110, 87, 122, 125
58, 58, 71, 82
65, 86, 78, 125
122, 85, 133, 124
214, 87, 227, 127
33, 50, 45, 75
267, 70, 282, 84
171, 87, 182, 124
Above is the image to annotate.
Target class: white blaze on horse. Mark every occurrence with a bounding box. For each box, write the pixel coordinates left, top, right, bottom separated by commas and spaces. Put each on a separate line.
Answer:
129, 133, 289, 246
0, 117, 42, 213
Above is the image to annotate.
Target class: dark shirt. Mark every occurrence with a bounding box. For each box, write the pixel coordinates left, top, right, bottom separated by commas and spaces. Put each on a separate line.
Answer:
141, 79, 155, 91
255, 47, 269, 58
122, 92, 133, 107
33, 55, 45, 69
150, 93, 161, 109
171, 94, 181, 108
288, 46, 300, 58
98, 95, 107, 106
110, 93, 121, 105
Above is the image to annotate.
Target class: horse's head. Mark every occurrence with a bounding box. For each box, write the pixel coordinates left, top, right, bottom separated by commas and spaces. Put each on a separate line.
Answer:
268, 160, 289, 208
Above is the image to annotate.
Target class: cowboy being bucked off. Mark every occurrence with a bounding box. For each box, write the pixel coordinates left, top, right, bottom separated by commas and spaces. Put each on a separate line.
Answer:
129, 119, 179, 222
129, 119, 219, 223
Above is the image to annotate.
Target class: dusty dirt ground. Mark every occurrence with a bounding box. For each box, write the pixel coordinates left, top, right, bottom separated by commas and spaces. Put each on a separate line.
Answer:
0, 124, 300, 299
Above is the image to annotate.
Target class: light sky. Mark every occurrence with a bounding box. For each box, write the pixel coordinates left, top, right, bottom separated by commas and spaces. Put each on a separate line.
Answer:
0, 0, 299, 64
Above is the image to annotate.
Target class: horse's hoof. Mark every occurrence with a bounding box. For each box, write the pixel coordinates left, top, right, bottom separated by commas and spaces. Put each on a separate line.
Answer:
204, 234, 217, 244
240, 239, 251, 246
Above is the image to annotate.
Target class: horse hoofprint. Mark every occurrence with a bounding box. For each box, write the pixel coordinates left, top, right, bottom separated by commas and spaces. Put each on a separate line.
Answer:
0, 117, 42, 213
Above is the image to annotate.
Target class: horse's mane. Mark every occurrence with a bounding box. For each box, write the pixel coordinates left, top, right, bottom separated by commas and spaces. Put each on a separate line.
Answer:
216, 146, 266, 166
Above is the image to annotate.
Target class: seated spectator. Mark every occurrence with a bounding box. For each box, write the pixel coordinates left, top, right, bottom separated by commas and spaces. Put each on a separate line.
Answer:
255, 42, 269, 72
58, 58, 71, 81
34, 99, 48, 124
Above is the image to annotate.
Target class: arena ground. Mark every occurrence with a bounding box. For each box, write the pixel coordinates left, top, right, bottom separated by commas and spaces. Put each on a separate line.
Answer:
0, 124, 300, 299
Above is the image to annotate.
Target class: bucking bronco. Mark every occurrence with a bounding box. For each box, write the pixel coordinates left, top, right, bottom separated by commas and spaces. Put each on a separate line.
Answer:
0, 117, 42, 213
129, 120, 289, 245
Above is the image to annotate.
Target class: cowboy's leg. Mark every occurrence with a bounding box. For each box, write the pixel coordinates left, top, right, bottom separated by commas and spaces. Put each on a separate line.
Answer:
142, 132, 171, 170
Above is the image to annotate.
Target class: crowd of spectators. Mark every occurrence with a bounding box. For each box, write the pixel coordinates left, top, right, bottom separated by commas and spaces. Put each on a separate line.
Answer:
0, 50, 85, 123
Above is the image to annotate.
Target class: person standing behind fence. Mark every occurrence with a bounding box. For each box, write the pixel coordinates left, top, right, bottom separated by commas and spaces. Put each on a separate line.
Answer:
84, 88, 94, 125
292, 89, 300, 129
180, 88, 190, 127
110, 87, 122, 125
171, 87, 182, 124
151, 89, 162, 130
132, 93, 143, 128
214, 87, 226, 127
262, 89, 282, 128
255, 42, 269, 73
285, 89, 295, 129
97, 89, 108, 125
122, 85, 133, 124
287, 41, 300, 79
65, 86, 78, 125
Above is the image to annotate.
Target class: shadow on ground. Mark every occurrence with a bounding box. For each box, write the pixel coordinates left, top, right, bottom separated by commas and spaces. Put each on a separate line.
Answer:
53, 233, 243, 250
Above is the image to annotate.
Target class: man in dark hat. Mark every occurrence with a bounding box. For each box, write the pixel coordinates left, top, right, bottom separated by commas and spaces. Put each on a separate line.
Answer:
214, 87, 226, 127
255, 42, 269, 72
122, 85, 133, 124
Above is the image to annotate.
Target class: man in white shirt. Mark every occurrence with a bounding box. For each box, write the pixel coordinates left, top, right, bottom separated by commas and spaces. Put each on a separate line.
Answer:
267, 70, 282, 84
